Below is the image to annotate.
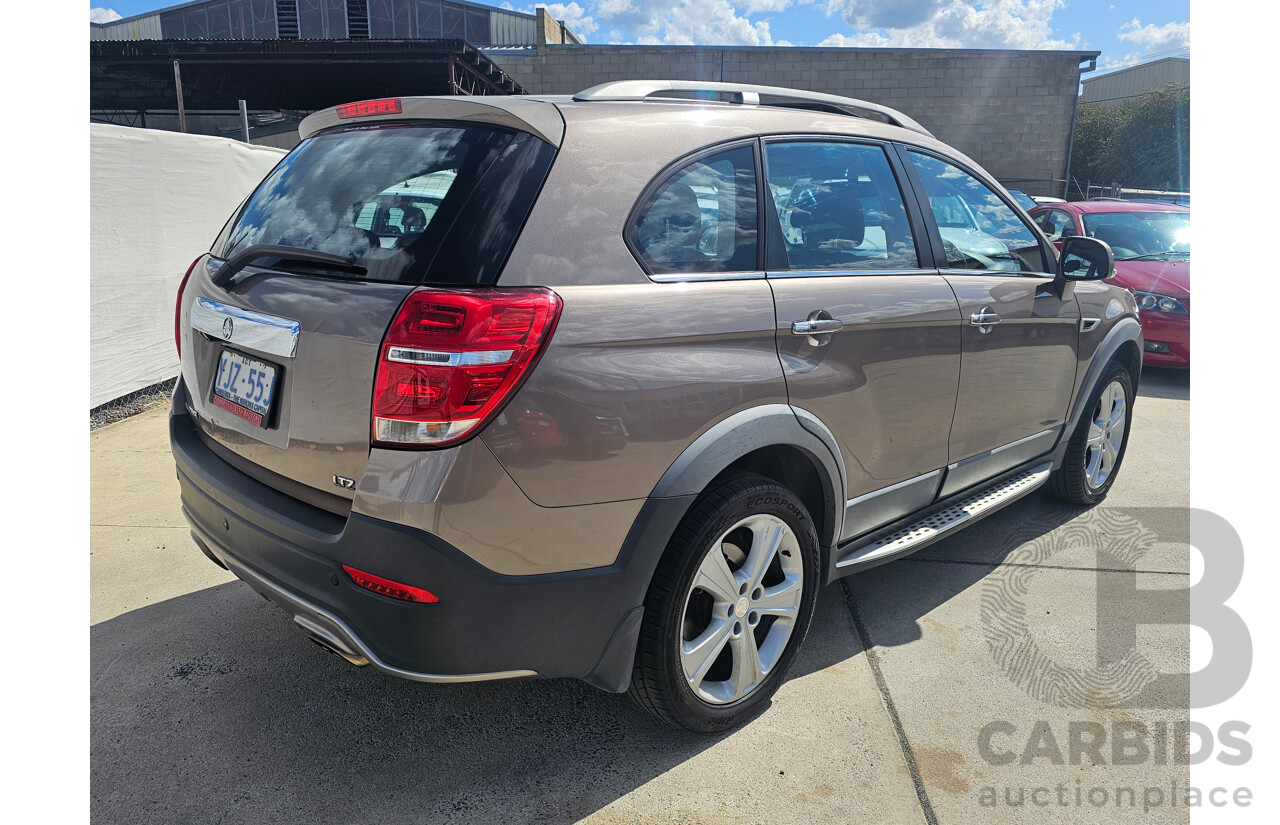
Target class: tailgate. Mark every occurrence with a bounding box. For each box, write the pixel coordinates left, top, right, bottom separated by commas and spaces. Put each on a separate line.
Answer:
179, 265, 414, 505
175, 115, 557, 506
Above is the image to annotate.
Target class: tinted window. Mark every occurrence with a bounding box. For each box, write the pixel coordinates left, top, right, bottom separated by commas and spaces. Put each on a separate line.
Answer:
630, 144, 758, 275
766, 141, 918, 271
908, 152, 1050, 274
218, 124, 526, 284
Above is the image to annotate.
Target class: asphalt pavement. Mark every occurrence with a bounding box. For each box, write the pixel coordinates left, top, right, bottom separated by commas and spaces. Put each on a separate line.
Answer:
90, 368, 1191, 824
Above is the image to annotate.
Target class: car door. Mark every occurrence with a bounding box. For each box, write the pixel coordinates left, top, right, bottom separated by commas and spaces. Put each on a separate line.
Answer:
901, 148, 1079, 497
763, 138, 963, 542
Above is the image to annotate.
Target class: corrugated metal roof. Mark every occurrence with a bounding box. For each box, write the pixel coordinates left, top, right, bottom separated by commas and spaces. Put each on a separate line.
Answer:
90, 13, 163, 41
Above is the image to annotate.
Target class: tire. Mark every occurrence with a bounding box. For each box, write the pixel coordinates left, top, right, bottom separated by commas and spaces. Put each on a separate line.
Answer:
1048, 362, 1134, 506
628, 472, 820, 732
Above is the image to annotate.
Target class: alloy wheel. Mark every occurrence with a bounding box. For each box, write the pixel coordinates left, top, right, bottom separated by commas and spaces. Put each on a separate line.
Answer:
1085, 379, 1127, 490
678, 514, 804, 705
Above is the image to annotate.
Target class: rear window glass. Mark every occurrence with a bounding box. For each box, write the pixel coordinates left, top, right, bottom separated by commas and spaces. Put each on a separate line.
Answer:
628, 143, 758, 275
217, 124, 517, 283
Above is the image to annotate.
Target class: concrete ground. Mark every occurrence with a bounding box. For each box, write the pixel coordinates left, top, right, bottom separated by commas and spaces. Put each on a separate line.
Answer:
90, 369, 1190, 824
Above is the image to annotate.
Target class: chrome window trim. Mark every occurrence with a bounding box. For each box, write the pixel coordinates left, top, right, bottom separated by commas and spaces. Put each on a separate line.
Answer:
647, 270, 767, 283
766, 267, 940, 279
191, 298, 300, 359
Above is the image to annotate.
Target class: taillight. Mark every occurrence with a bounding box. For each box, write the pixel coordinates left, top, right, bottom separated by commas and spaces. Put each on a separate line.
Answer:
342, 564, 439, 604
175, 256, 202, 358
336, 98, 402, 119
372, 287, 562, 448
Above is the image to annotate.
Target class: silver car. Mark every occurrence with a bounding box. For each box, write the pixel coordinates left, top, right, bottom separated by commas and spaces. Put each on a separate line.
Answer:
172, 81, 1141, 731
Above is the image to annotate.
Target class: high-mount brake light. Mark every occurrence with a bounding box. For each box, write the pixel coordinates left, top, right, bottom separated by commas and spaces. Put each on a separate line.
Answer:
336, 98, 403, 119
175, 256, 202, 358
372, 287, 562, 448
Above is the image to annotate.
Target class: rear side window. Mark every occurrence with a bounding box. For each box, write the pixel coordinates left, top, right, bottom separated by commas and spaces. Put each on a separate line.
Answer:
765, 141, 919, 271
217, 124, 552, 285
629, 144, 758, 275
906, 151, 1050, 274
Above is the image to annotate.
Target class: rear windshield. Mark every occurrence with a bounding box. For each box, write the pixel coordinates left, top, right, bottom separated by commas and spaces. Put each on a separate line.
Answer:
215, 123, 553, 284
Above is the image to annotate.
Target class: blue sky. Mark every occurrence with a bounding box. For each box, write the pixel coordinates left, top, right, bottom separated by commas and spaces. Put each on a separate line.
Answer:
91, 1, 1190, 74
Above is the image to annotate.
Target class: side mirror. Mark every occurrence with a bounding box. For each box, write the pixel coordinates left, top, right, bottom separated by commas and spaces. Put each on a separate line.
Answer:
1054, 236, 1114, 298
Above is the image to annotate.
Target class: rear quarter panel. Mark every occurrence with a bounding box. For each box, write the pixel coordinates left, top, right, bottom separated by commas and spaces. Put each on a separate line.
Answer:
481, 280, 788, 507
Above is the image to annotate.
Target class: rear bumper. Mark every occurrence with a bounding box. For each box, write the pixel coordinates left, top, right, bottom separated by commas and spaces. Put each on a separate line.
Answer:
170, 404, 674, 690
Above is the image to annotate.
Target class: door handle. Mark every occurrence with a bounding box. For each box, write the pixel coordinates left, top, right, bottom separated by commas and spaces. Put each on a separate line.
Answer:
791, 319, 844, 335
970, 307, 1001, 333
791, 311, 842, 347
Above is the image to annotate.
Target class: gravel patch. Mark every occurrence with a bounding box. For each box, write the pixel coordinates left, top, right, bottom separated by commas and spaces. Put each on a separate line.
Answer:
90, 378, 177, 430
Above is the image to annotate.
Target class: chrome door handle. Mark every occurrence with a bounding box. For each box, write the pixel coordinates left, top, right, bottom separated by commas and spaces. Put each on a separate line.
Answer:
970, 307, 1001, 332
791, 319, 844, 335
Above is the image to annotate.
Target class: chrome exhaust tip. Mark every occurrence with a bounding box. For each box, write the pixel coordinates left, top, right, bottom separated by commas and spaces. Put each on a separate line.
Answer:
294, 614, 370, 667
307, 633, 371, 667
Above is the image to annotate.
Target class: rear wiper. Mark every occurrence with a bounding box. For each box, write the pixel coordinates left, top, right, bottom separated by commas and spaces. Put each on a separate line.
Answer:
211, 244, 367, 289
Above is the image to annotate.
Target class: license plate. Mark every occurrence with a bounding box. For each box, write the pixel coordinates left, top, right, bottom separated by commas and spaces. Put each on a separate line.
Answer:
212, 350, 277, 427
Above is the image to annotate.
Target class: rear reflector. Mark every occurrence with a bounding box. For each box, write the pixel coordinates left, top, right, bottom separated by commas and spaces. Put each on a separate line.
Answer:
372, 287, 562, 448
342, 564, 439, 603
336, 98, 403, 119
175, 256, 202, 359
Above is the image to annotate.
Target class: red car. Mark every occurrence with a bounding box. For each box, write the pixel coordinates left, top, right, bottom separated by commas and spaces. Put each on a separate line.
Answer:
1031, 201, 1189, 367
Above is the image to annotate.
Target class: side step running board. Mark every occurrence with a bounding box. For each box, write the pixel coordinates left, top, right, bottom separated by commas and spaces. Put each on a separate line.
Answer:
836, 462, 1052, 570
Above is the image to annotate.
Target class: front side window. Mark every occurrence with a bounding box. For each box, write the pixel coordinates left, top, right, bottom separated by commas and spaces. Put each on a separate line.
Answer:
907, 151, 1050, 274
629, 144, 758, 275
765, 141, 919, 271
1037, 209, 1078, 242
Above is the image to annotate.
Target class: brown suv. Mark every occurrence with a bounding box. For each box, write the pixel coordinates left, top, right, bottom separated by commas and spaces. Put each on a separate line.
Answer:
171, 81, 1141, 731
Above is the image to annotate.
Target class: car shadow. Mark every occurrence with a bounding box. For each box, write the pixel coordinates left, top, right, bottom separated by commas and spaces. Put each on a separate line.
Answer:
90, 490, 1131, 823
1137, 366, 1189, 400
92, 573, 869, 823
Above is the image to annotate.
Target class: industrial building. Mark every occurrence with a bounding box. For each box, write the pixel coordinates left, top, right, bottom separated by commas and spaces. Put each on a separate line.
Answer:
90, 0, 580, 46
90, 1, 1100, 196
1080, 56, 1190, 106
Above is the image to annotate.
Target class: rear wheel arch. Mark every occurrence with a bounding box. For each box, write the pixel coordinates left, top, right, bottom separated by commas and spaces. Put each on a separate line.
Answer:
583, 406, 845, 694
648, 404, 844, 552
718, 444, 833, 567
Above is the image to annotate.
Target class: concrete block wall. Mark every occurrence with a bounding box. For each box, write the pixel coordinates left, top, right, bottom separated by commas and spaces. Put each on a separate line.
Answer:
491, 46, 1094, 192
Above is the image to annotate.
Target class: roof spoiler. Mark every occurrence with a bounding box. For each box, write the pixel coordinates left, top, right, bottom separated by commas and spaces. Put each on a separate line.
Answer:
298, 97, 566, 146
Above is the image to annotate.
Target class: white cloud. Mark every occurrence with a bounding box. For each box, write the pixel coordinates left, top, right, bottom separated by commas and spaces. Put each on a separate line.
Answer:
598, 0, 780, 45
818, 0, 1080, 50
597, 0, 637, 15
90, 7, 122, 24
541, 2, 600, 36
824, 0, 945, 30
1099, 51, 1142, 71
733, 0, 793, 12
1117, 18, 1190, 51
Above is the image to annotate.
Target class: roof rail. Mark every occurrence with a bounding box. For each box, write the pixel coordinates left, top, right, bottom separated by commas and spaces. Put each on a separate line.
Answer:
572, 80, 933, 138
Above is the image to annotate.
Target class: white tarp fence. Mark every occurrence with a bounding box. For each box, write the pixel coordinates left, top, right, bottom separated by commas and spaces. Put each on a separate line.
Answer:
90, 124, 287, 408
